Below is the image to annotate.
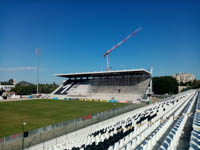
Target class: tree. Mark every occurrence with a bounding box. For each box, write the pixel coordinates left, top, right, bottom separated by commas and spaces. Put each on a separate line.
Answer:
8, 79, 14, 85
0, 79, 14, 85
153, 76, 178, 95
11, 82, 59, 95
12, 85, 36, 95
191, 80, 200, 89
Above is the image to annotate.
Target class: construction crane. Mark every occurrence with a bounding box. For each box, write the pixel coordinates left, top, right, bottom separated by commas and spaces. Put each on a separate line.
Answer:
104, 27, 142, 71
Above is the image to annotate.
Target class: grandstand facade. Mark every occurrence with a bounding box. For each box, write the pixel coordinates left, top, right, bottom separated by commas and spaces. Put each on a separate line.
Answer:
52, 69, 152, 102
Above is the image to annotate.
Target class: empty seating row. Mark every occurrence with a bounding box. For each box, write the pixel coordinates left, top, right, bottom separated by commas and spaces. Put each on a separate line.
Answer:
192, 112, 200, 131
120, 90, 195, 150
196, 92, 200, 112
159, 91, 196, 150
71, 91, 195, 150
189, 91, 200, 150
26, 90, 197, 150
189, 130, 200, 150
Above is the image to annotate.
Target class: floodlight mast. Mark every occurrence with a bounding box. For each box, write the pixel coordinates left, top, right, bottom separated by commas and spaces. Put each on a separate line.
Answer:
36, 48, 40, 95
104, 27, 141, 71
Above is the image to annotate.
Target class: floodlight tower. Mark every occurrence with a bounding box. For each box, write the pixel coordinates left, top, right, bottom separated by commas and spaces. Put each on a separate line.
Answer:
104, 27, 142, 71
36, 48, 40, 95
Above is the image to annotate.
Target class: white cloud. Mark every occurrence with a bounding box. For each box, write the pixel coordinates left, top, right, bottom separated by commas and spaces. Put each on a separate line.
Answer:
0, 67, 37, 72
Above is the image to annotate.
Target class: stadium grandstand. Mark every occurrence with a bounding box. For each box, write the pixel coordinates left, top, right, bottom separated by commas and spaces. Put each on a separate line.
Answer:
25, 89, 199, 150
51, 69, 153, 102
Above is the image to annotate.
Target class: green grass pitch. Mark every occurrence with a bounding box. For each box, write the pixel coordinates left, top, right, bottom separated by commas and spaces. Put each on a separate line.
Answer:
0, 99, 145, 138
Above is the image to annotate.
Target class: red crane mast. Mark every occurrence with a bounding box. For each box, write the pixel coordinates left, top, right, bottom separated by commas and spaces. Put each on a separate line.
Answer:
104, 27, 141, 71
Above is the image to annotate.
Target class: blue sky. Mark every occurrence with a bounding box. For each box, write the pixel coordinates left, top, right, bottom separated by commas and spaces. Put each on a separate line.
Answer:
0, 0, 200, 84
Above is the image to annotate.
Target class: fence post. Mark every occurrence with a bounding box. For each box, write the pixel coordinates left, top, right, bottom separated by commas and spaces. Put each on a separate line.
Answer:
40, 133, 41, 143
65, 123, 67, 134
2, 140, 3, 150
43, 142, 45, 150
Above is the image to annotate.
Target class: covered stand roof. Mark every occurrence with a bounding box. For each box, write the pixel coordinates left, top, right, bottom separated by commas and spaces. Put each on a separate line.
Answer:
55, 69, 151, 78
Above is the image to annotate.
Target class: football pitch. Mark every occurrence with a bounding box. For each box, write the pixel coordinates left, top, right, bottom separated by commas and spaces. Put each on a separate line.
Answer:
0, 99, 145, 138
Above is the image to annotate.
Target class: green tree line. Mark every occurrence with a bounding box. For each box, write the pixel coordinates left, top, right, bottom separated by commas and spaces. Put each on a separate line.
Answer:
11, 82, 58, 95
0, 79, 14, 85
181, 80, 200, 92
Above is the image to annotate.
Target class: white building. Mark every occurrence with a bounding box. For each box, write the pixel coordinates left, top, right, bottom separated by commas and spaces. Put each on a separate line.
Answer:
173, 73, 195, 84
